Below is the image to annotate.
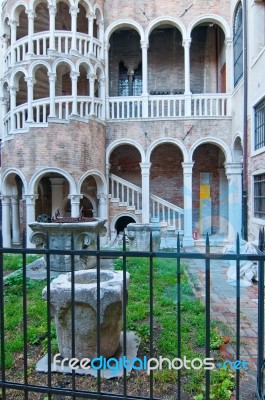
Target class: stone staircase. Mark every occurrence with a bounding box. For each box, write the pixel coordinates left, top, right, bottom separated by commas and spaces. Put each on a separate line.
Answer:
109, 174, 184, 233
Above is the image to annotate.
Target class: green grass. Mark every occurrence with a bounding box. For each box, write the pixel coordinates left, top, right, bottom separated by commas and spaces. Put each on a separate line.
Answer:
114, 256, 235, 399
3, 253, 41, 271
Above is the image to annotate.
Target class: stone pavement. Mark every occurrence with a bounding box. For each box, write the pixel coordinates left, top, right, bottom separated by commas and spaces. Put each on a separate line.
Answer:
184, 249, 259, 399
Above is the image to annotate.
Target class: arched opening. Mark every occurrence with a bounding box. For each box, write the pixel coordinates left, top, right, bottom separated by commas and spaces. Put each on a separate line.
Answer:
233, 2, 243, 87
34, 2, 49, 33
55, 1, 71, 31
77, 64, 90, 96
77, 4, 88, 34
55, 63, 72, 96
192, 143, 227, 236
80, 176, 99, 217
15, 72, 27, 106
115, 215, 136, 234
109, 29, 142, 97
148, 24, 184, 95
33, 66, 50, 99
35, 173, 70, 218
2, 174, 24, 245
109, 144, 142, 186
16, 6, 28, 40
190, 23, 226, 93
150, 143, 184, 206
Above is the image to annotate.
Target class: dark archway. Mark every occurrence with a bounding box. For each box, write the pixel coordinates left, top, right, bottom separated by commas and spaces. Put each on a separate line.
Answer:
115, 216, 136, 234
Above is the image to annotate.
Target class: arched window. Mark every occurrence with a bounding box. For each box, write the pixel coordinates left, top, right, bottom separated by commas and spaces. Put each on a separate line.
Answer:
233, 2, 243, 86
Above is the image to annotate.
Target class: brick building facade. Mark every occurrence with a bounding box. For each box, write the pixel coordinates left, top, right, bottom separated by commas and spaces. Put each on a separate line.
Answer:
0, 0, 264, 247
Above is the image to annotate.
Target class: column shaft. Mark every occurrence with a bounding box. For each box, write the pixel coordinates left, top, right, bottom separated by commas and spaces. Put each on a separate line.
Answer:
141, 163, 151, 223
182, 162, 194, 247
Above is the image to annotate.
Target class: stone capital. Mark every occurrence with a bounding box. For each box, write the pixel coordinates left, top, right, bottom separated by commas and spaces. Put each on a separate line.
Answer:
9, 20, 18, 28
97, 193, 107, 201
26, 9, 36, 19
224, 162, 243, 176
140, 162, 152, 174
48, 5, 57, 14
70, 6, 79, 16
0, 195, 11, 205
182, 38, 192, 48
70, 71, 80, 80
140, 40, 149, 50
182, 162, 194, 174
23, 194, 39, 204
48, 72, 57, 81
68, 194, 83, 202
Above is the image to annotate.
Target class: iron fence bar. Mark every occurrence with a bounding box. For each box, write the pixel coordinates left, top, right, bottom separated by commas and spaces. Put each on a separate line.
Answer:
22, 232, 28, 400
122, 232, 127, 396
1, 246, 265, 262
149, 231, 154, 399
0, 230, 6, 400
177, 233, 181, 399
46, 232, 52, 399
205, 234, 210, 400
0, 380, 162, 399
96, 231, 101, 394
257, 228, 264, 399
236, 234, 240, 400
71, 233, 76, 398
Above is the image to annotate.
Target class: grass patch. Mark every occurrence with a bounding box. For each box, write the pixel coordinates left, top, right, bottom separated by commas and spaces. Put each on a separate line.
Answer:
3, 253, 41, 271
114, 256, 235, 399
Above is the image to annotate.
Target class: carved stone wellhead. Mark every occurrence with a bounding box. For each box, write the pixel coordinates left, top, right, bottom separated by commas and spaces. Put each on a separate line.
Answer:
29, 218, 107, 272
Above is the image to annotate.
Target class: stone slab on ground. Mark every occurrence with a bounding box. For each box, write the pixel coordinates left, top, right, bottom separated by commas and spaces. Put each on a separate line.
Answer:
36, 331, 140, 379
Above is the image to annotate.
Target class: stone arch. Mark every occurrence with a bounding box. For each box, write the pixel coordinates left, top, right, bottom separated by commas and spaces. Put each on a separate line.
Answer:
2, 168, 28, 195
11, 2, 28, 22
77, 170, 107, 194
105, 19, 145, 43
77, 0, 92, 15
29, 167, 76, 194
110, 212, 139, 236
29, 60, 52, 78
232, 134, 243, 162
187, 14, 231, 40
146, 138, 188, 163
52, 58, 76, 74
106, 139, 145, 164
10, 67, 29, 86
189, 137, 232, 163
146, 16, 186, 41
75, 59, 93, 75
94, 4, 103, 23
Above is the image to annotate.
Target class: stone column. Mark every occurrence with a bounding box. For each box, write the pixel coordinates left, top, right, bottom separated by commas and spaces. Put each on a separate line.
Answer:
48, 73, 56, 117
24, 194, 38, 248
141, 40, 149, 118
50, 178, 65, 217
9, 86, 17, 133
71, 71, 79, 115
182, 162, 194, 247
99, 77, 106, 119
218, 168, 228, 236
97, 193, 108, 219
9, 20, 17, 65
225, 162, 243, 241
225, 38, 232, 93
1, 196, 11, 247
70, 6, 79, 52
89, 74, 96, 115
141, 163, 151, 223
26, 10, 35, 55
68, 194, 83, 217
98, 21, 104, 59
1, 97, 8, 138
11, 196, 21, 244
104, 43, 110, 118
183, 39, 192, 116
25, 77, 34, 123
88, 13, 94, 54
48, 5, 56, 52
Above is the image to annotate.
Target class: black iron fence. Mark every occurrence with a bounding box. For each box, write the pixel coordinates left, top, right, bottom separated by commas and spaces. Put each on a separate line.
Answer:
0, 231, 264, 400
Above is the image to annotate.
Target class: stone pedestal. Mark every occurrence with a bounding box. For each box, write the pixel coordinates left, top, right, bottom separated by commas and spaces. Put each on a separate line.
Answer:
29, 218, 107, 271
42, 269, 130, 359
127, 223, 161, 251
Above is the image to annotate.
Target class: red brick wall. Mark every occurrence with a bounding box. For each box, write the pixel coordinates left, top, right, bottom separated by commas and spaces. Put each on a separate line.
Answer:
1, 119, 106, 183
109, 144, 142, 186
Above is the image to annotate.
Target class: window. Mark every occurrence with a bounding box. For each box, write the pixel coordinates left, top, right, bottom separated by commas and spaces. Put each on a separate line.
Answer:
118, 61, 142, 96
254, 97, 265, 150
233, 2, 243, 86
254, 173, 265, 219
